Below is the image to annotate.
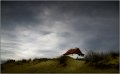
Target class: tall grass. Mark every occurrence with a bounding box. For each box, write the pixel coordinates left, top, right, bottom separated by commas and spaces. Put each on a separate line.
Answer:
57, 55, 72, 67
85, 51, 119, 69
1, 51, 119, 73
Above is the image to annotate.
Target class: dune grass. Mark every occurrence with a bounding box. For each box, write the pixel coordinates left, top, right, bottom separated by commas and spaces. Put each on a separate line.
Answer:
1, 51, 119, 73
85, 51, 119, 69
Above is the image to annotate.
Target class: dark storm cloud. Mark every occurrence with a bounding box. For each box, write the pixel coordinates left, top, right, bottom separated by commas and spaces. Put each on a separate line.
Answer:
2, 2, 33, 30
1, 1, 119, 60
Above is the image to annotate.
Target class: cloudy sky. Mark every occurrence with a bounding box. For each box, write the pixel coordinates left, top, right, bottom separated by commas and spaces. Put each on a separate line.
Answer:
1, 1, 119, 60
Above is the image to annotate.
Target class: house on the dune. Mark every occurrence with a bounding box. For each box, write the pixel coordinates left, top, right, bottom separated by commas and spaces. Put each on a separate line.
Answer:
64, 48, 84, 59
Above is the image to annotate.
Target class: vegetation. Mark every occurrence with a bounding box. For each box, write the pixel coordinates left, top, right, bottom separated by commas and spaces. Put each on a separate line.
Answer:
1, 51, 119, 73
85, 51, 119, 69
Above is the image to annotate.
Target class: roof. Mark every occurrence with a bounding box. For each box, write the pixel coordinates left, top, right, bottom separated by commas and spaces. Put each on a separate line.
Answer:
64, 48, 84, 56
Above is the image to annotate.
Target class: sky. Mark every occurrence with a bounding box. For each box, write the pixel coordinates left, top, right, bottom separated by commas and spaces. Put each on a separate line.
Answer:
1, 1, 119, 60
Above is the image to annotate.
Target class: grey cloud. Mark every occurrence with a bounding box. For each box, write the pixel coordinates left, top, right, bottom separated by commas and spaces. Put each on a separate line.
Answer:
1, 1, 119, 60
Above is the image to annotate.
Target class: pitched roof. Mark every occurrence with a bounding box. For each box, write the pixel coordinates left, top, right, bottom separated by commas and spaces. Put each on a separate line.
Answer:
64, 48, 84, 56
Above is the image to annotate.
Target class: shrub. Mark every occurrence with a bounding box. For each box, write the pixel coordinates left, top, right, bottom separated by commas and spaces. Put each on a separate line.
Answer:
15, 59, 28, 65
85, 51, 119, 69
5, 59, 15, 64
109, 52, 119, 58
57, 55, 71, 67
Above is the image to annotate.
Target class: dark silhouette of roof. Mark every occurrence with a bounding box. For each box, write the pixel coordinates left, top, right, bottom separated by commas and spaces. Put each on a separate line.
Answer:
64, 48, 84, 56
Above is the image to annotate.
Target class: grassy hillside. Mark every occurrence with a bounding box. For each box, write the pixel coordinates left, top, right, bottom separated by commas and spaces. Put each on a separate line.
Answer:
1, 52, 119, 73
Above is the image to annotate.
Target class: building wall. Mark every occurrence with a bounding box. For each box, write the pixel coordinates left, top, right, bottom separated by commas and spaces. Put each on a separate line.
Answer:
67, 54, 84, 59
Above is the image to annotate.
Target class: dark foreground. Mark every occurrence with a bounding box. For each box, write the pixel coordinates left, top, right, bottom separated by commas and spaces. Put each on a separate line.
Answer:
1, 52, 119, 73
